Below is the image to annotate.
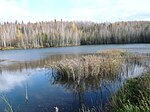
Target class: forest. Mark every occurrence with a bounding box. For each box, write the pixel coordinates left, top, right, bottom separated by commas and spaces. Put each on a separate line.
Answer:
0, 20, 150, 49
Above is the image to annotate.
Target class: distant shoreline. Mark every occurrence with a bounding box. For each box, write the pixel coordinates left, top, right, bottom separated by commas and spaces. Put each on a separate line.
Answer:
0, 43, 150, 51
1, 21, 150, 49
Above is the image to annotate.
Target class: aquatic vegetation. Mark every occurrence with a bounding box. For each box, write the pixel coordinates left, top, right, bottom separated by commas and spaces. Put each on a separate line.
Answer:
98, 49, 149, 62
97, 49, 127, 57
50, 49, 149, 83
0, 95, 14, 112
79, 105, 97, 112
51, 54, 123, 82
98, 49, 150, 70
109, 71, 150, 112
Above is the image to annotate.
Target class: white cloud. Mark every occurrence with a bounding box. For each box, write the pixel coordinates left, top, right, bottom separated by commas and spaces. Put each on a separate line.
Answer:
0, 0, 30, 22
0, 0, 53, 23
0, 0, 150, 23
70, 0, 150, 22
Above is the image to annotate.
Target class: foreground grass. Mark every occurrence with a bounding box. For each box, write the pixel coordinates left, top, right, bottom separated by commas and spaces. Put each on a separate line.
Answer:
109, 71, 150, 112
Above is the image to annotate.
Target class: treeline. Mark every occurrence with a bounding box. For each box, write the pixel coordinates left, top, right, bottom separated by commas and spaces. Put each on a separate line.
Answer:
0, 20, 150, 49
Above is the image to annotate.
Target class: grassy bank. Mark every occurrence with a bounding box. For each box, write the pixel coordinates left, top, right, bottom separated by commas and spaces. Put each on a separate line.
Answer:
109, 71, 150, 112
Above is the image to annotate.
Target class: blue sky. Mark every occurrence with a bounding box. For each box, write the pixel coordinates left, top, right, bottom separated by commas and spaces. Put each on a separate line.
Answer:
1, 0, 150, 23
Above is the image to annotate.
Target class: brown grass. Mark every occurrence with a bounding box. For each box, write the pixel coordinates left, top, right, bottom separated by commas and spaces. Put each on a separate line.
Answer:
97, 49, 127, 57
50, 49, 149, 82
51, 53, 124, 82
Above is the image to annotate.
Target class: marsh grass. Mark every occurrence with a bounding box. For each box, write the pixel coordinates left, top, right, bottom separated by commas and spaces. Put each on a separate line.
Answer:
51, 54, 123, 82
50, 49, 148, 82
97, 49, 127, 57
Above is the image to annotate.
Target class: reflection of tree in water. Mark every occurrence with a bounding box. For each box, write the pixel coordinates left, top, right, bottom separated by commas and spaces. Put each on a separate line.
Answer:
0, 54, 80, 73
52, 72, 121, 92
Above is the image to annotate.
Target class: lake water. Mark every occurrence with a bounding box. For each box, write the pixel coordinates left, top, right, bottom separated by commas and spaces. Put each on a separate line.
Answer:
0, 44, 150, 112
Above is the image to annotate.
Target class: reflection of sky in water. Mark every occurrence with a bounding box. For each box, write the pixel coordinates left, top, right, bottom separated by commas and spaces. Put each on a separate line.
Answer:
0, 68, 44, 92
0, 73, 26, 93
0, 69, 33, 93
0, 68, 78, 112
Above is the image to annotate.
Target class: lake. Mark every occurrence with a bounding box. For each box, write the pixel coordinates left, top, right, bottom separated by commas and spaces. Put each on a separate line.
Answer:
0, 44, 150, 112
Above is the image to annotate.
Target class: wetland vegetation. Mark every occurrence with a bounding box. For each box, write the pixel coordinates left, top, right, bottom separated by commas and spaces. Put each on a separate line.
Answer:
50, 49, 125, 82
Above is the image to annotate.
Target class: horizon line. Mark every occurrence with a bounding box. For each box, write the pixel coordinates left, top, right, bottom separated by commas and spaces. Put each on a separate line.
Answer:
1, 19, 150, 24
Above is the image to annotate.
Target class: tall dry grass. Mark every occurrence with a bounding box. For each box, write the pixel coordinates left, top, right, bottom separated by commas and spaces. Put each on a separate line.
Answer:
50, 49, 126, 82
50, 49, 149, 83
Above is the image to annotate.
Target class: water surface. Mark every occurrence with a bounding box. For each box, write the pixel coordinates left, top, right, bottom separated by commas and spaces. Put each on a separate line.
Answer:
0, 44, 150, 112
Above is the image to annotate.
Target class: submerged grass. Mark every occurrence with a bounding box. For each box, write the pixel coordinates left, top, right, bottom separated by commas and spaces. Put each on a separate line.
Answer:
109, 71, 150, 112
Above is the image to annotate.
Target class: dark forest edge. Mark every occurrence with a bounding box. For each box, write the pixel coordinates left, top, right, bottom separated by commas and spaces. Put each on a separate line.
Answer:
0, 20, 150, 50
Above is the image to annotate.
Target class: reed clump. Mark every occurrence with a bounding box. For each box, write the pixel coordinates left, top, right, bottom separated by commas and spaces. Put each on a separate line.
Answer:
51, 49, 126, 82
